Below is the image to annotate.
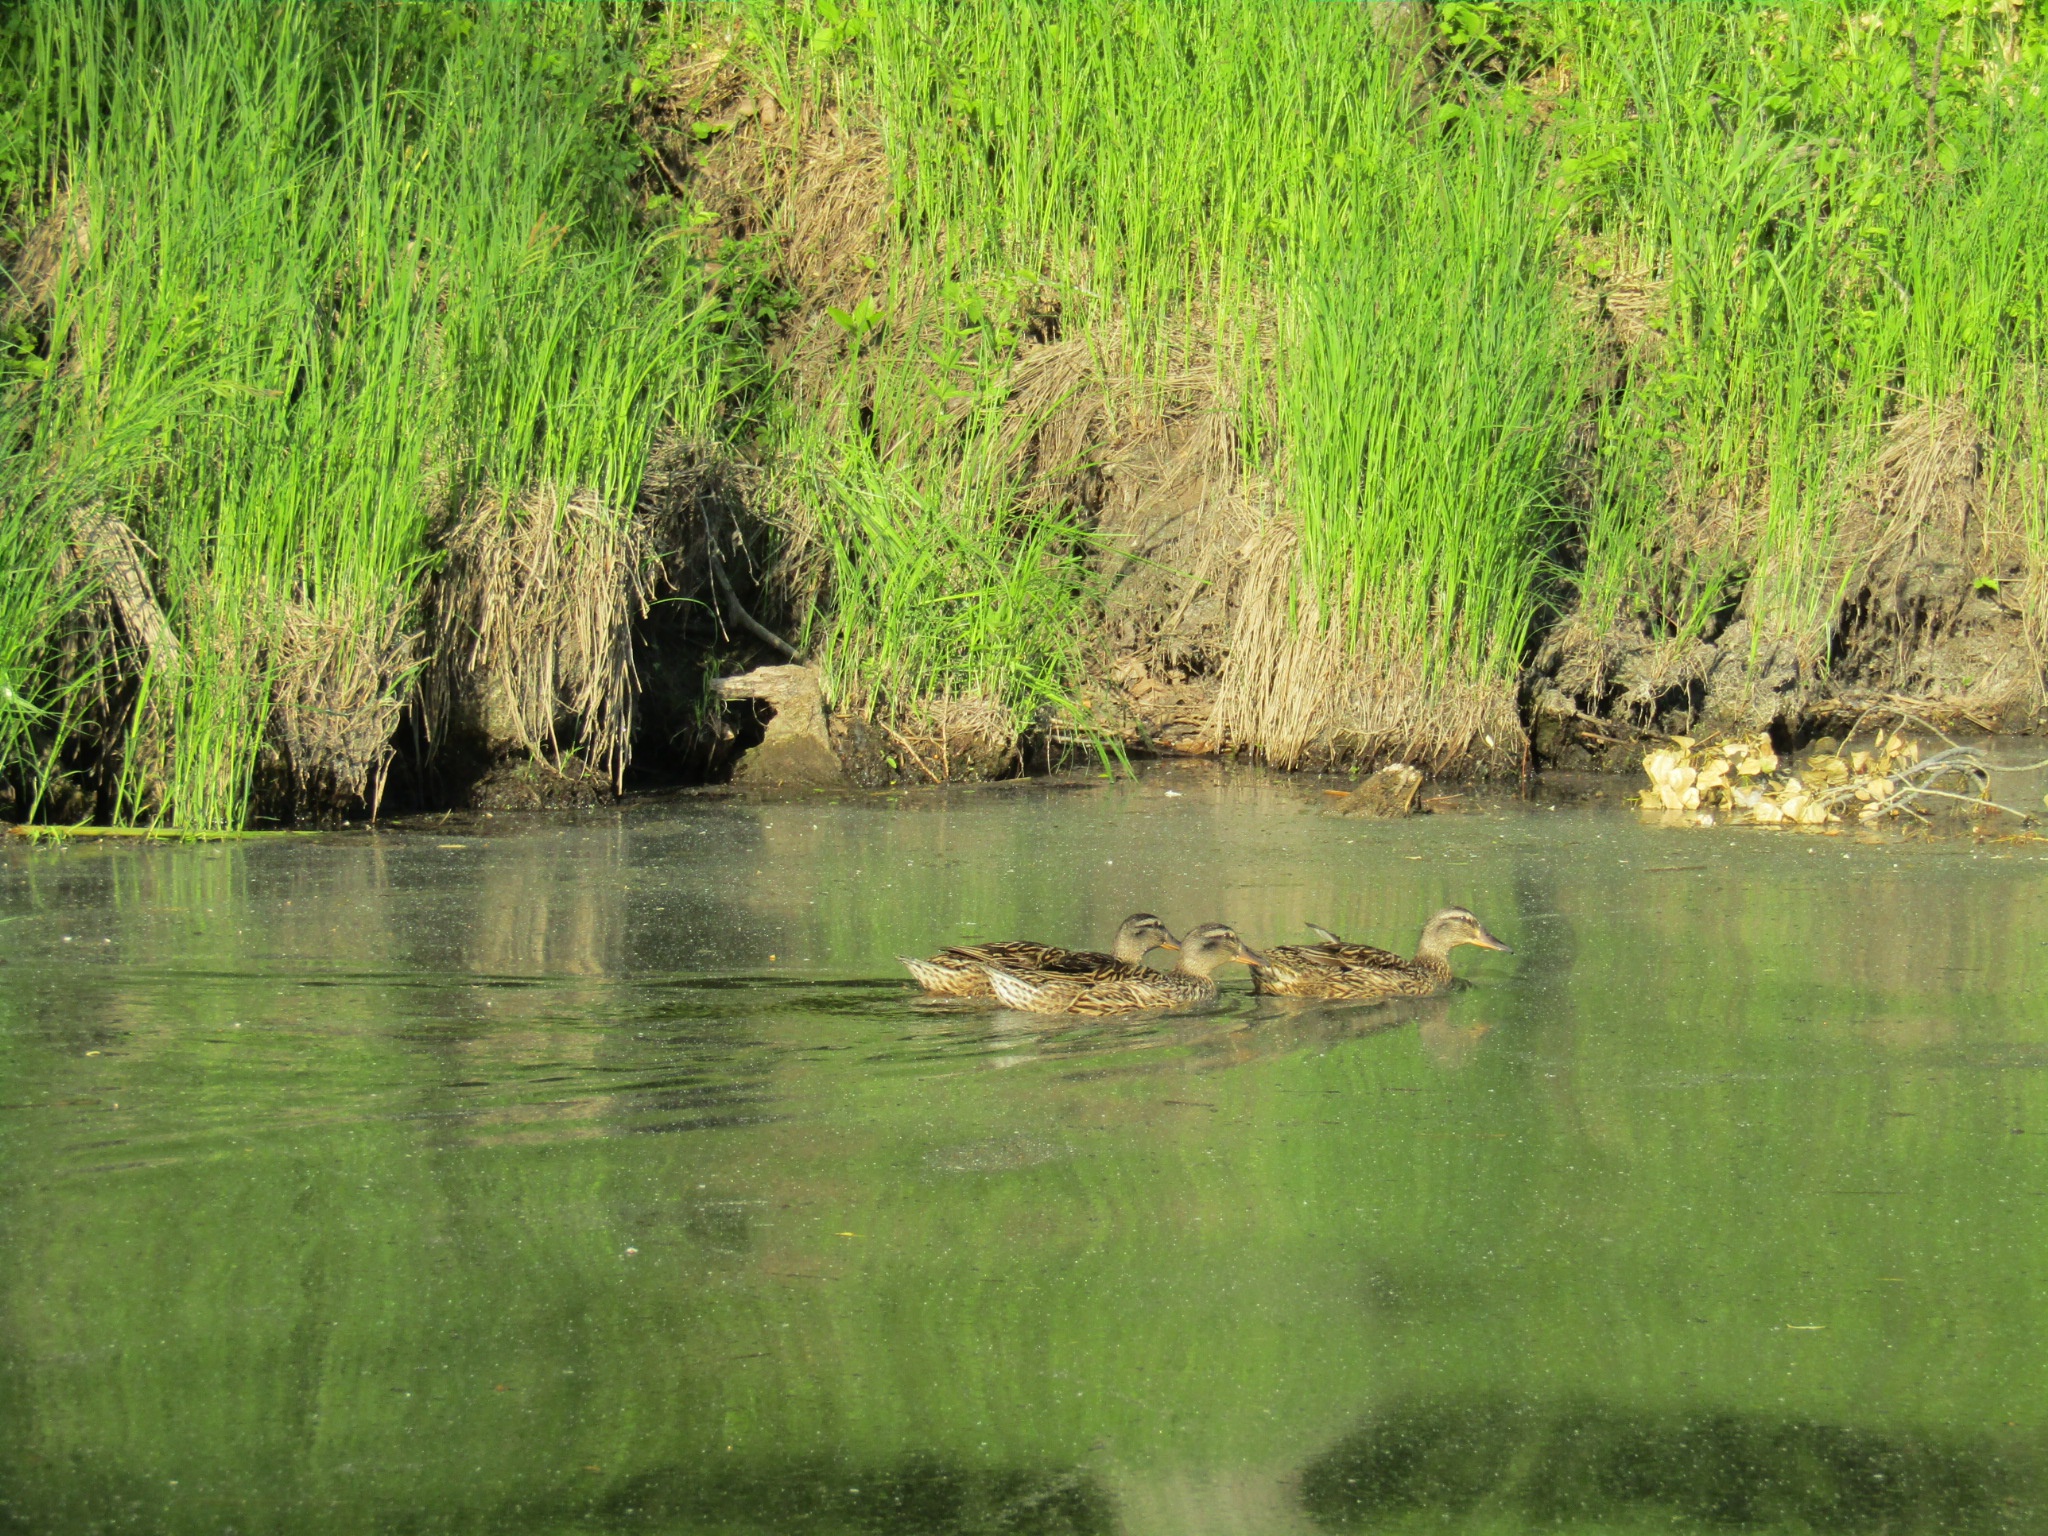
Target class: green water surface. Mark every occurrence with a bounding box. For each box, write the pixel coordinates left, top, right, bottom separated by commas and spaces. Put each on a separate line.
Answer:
3, 764, 2045, 1534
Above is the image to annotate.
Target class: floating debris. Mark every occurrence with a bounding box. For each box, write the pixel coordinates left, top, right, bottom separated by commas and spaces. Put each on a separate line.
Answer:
1639, 732, 2036, 829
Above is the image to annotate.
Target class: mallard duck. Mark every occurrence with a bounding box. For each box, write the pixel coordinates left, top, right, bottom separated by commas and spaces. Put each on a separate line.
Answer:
1250, 908, 1511, 999
985, 921, 1263, 1015
899, 912, 1178, 998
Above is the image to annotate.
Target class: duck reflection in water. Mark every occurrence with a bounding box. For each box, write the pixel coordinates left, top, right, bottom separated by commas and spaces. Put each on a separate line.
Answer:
1230, 993, 1491, 1071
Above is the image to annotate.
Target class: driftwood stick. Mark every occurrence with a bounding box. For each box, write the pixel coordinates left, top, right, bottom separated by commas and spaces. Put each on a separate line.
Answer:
69, 503, 182, 671
702, 509, 797, 659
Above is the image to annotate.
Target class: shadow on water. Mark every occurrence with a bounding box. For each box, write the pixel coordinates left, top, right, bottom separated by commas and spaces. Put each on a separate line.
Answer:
1297, 1394, 2036, 1534
581, 1457, 1114, 1535
0, 1455, 1116, 1536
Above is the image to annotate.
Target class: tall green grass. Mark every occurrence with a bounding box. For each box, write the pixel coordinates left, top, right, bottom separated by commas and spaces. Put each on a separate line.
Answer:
855, 0, 1399, 397
740, 0, 1578, 749
1282, 115, 1579, 688
1, 2, 734, 826
744, 0, 2048, 748
9, 0, 2048, 819
1557, 3, 2048, 662
783, 402, 1098, 743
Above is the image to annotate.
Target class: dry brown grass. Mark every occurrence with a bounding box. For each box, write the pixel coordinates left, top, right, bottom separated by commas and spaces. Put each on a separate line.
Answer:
1568, 235, 1669, 362
67, 504, 181, 672
1825, 397, 2037, 715
1, 189, 88, 324
875, 695, 1019, 782
429, 486, 655, 786
690, 87, 894, 399
1212, 522, 1524, 774
1543, 392, 2044, 741
268, 588, 416, 813
1851, 397, 1997, 594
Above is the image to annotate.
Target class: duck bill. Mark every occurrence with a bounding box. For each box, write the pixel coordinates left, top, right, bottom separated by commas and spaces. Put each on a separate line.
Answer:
1472, 929, 1513, 954
1159, 939, 1182, 952
1234, 946, 1267, 967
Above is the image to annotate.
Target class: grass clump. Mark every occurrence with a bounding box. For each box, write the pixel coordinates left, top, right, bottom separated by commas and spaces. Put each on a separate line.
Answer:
780, 407, 1099, 761
733, 0, 1577, 767
0, 2, 741, 827
1547, 4, 2048, 708
1252, 115, 1581, 766
832, 0, 2048, 749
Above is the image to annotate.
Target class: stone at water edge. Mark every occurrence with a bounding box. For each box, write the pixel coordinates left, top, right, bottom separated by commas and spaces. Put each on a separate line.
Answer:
712, 664, 845, 788
1336, 763, 1424, 818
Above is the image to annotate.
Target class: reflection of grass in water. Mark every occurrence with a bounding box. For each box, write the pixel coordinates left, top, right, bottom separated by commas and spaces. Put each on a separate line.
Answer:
6, 809, 2048, 1530
1300, 1393, 2026, 1534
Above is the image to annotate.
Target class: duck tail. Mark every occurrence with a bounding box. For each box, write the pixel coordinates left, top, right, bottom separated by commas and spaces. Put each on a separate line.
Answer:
901, 956, 966, 994
1305, 922, 1345, 945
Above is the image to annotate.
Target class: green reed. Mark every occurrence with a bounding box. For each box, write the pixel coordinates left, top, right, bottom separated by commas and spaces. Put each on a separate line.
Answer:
743, 0, 1575, 731
1557, 3, 2048, 661
755, 0, 2048, 728
778, 377, 1098, 743
9, 0, 2046, 820
2, 2, 733, 826
1280, 114, 1580, 685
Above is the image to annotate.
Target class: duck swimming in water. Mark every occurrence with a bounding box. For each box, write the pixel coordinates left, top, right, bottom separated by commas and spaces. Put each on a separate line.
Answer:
985, 921, 1263, 1015
1250, 908, 1511, 1000
899, 912, 1178, 998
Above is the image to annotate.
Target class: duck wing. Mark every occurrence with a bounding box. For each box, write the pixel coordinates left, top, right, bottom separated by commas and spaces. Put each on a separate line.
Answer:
901, 952, 996, 995
944, 939, 1069, 969
1061, 971, 1214, 1015
904, 938, 1096, 996
1253, 940, 1415, 998
1286, 924, 1405, 967
992, 966, 1212, 1016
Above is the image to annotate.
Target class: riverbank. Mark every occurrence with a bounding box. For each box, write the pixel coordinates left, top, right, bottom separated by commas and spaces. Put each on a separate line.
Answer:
3, 3, 2046, 827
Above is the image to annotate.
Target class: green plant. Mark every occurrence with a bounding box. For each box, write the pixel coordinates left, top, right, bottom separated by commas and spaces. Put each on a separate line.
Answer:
0, 2, 746, 827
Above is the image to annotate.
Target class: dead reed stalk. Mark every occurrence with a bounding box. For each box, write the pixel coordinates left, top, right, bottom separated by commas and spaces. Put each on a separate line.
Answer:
430, 486, 656, 787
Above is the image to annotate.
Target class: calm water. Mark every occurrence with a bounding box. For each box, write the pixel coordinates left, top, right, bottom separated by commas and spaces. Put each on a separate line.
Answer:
3, 762, 2047, 1535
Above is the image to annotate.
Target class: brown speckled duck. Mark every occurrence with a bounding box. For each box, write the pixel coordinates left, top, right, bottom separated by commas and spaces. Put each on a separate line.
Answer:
1251, 908, 1511, 1000
985, 922, 1263, 1015
899, 912, 1178, 998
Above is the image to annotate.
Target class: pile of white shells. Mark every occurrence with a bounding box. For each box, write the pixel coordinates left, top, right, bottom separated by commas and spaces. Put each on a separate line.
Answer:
1639, 732, 1923, 827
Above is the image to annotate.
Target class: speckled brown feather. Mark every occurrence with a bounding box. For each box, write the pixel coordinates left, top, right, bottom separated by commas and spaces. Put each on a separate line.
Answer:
901, 942, 1123, 997
984, 922, 1261, 1016
1251, 910, 1507, 1000
986, 965, 1220, 1015
1251, 945, 1451, 999
900, 914, 1177, 997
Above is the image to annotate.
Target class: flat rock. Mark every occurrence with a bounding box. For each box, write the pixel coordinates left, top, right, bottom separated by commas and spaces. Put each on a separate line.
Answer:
1333, 763, 1424, 818
713, 664, 845, 788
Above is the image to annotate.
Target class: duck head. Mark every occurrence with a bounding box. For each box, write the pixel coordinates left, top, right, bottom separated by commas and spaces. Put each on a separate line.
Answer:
1178, 921, 1266, 976
1418, 907, 1512, 960
1112, 912, 1180, 963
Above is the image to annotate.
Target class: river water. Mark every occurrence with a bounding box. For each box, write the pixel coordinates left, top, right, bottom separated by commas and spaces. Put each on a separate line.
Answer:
3, 761, 2045, 1534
